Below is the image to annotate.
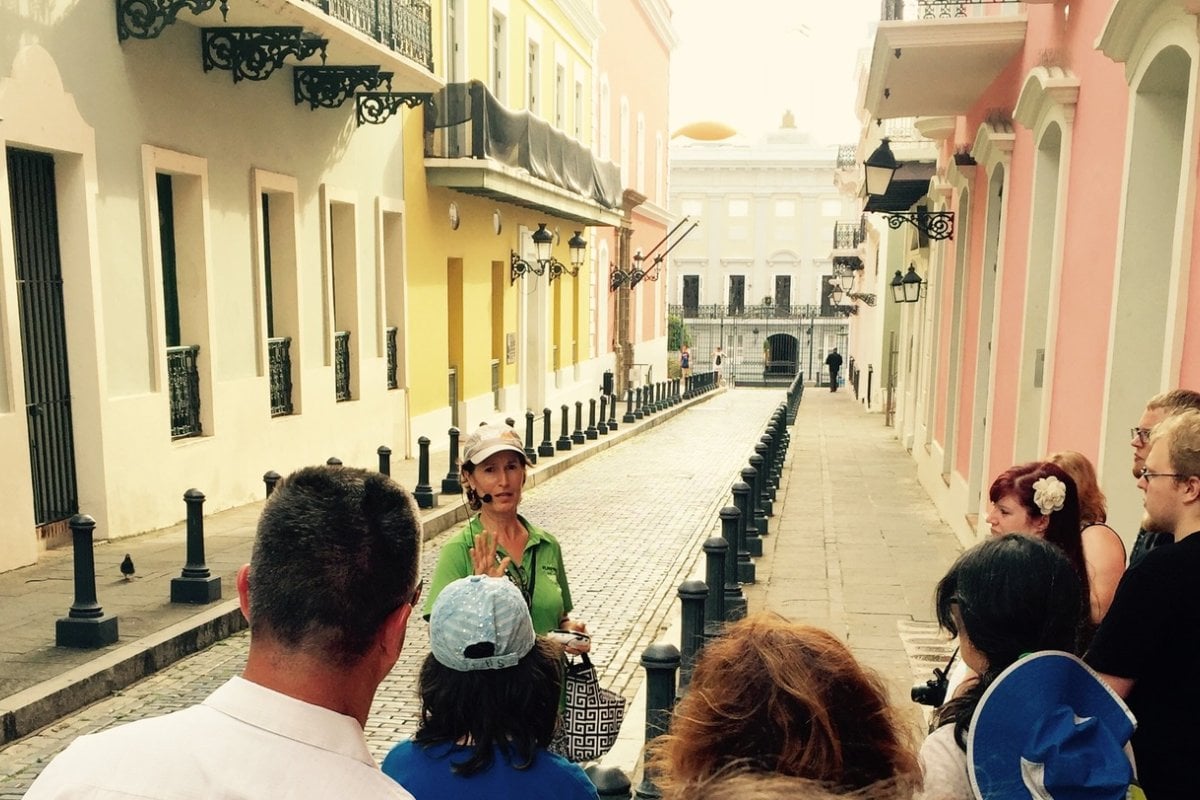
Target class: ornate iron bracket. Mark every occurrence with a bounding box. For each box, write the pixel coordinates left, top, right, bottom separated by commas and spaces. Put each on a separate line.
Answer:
511, 252, 545, 285
847, 292, 878, 307
883, 210, 955, 241
202, 27, 328, 83
546, 259, 579, 283
294, 67, 394, 109
116, 0, 228, 41
356, 92, 432, 125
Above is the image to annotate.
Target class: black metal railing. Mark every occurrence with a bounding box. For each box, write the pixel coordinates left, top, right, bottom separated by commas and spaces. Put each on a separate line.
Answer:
167, 345, 202, 439
833, 219, 866, 250
334, 330, 351, 401
836, 144, 857, 169
386, 326, 398, 389
671, 304, 826, 321
268, 337, 293, 416
305, 0, 434, 70
882, 0, 1024, 21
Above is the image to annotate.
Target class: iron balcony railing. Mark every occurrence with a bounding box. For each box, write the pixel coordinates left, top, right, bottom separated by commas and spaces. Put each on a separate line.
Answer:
334, 330, 351, 401
386, 326, 399, 389
167, 345, 202, 439
882, 0, 1024, 21
833, 217, 867, 250
671, 303, 828, 321
304, 0, 434, 71
836, 144, 857, 169
268, 336, 294, 416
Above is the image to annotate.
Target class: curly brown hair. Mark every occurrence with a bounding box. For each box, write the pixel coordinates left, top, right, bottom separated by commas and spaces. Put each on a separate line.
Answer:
648, 614, 919, 794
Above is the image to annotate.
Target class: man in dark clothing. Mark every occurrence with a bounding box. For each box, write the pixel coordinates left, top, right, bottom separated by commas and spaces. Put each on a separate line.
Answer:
824, 349, 843, 392
1087, 409, 1200, 800
1128, 389, 1200, 565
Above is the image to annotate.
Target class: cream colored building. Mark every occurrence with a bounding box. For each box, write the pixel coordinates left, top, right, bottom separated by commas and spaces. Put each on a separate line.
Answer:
0, 2, 440, 570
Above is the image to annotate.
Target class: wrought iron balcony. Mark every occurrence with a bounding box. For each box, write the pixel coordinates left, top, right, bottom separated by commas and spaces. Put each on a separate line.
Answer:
832, 217, 867, 250
386, 326, 398, 389
670, 303, 829, 321
268, 336, 294, 416
167, 344, 202, 439
334, 330, 352, 401
882, 0, 1024, 20
836, 144, 857, 170
302, 0, 433, 70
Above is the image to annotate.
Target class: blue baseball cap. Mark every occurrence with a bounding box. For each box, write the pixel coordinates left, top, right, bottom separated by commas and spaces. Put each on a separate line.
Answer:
968, 651, 1137, 800
429, 575, 536, 672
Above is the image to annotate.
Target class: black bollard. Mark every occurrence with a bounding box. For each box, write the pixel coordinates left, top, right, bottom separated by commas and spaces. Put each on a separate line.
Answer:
634, 387, 646, 419
750, 453, 771, 536
754, 444, 774, 516
414, 436, 436, 508
609, 392, 620, 430
56, 514, 120, 648
736, 472, 763, 559
586, 765, 633, 800
623, 388, 636, 423
557, 404, 573, 451
326, 456, 342, 466
539, 408, 556, 457
505, 416, 515, 428
678, 579, 708, 691
719, 506, 747, 620
597, 395, 609, 435
572, 400, 586, 444
702, 537, 727, 638
442, 427, 463, 494
730, 481, 757, 583
635, 643, 682, 800
586, 398, 599, 439
170, 489, 222, 604
263, 470, 281, 498
524, 410, 539, 464
377, 445, 392, 476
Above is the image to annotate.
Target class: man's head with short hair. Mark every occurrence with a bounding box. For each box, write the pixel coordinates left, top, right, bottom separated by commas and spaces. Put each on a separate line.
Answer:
246, 465, 421, 665
1132, 390, 1200, 478
1140, 410, 1200, 538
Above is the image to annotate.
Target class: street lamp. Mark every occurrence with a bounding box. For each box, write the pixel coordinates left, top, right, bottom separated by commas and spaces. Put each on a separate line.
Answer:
891, 264, 925, 303
865, 138, 955, 241
511, 223, 585, 284
864, 138, 899, 197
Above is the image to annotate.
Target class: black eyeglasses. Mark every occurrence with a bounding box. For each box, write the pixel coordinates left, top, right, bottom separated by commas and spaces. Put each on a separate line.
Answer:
1139, 466, 1188, 481
1131, 427, 1152, 445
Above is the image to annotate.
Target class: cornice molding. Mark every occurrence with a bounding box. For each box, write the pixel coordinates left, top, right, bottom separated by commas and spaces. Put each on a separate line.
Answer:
1097, 0, 1200, 71
1013, 66, 1080, 130
971, 121, 1015, 173
636, 0, 679, 50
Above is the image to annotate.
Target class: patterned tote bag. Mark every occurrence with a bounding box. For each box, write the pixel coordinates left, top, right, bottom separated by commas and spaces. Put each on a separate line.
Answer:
552, 653, 627, 762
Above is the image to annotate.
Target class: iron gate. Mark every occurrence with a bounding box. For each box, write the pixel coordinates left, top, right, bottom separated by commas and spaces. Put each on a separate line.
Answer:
669, 304, 849, 388
8, 147, 80, 526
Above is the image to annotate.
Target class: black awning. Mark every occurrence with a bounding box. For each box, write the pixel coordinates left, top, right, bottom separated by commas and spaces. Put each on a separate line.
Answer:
863, 161, 936, 212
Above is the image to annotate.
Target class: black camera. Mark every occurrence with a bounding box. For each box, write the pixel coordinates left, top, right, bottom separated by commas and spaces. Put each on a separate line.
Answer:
910, 649, 957, 707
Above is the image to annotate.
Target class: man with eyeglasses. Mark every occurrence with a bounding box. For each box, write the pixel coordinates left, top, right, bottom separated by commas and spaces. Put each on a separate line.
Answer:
26, 466, 423, 799
1088, 409, 1200, 800
1128, 389, 1200, 566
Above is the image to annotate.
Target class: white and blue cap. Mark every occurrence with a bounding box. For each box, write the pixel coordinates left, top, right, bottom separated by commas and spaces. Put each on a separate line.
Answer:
968, 651, 1137, 800
429, 575, 536, 672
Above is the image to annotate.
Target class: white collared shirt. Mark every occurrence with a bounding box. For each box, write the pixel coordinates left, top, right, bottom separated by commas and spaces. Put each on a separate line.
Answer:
24, 677, 415, 800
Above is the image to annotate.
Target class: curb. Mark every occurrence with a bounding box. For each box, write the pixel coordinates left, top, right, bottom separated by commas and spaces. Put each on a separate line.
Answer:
0, 388, 722, 747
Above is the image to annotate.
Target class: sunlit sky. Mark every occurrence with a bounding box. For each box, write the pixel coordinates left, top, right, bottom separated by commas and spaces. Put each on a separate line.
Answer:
668, 0, 880, 144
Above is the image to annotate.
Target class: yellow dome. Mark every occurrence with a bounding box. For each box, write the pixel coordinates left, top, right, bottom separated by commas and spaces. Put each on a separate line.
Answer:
671, 120, 738, 141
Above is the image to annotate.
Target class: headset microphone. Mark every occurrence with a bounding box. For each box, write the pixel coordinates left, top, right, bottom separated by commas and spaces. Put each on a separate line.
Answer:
480, 493, 494, 503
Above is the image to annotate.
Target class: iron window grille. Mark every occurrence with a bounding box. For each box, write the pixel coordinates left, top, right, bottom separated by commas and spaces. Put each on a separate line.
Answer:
268, 336, 294, 416
334, 330, 352, 401
167, 345, 202, 439
386, 326, 399, 389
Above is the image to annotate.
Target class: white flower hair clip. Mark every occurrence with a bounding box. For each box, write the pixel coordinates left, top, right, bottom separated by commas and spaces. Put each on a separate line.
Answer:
1032, 475, 1067, 516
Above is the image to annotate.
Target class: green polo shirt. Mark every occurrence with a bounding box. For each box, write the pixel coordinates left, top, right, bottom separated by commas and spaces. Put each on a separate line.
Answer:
423, 514, 573, 635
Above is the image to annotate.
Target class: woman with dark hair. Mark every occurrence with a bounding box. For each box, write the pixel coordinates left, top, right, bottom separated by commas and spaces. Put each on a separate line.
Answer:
424, 424, 587, 643
918, 534, 1084, 799
383, 575, 598, 799
985, 461, 1097, 637
649, 613, 919, 797
1048, 450, 1126, 621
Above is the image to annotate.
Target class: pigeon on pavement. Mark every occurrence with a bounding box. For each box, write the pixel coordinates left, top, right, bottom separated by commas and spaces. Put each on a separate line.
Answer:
120, 554, 135, 581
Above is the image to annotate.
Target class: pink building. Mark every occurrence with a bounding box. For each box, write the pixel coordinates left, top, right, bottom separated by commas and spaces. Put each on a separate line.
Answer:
593, 0, 675, 391
852, 0, 1200, 545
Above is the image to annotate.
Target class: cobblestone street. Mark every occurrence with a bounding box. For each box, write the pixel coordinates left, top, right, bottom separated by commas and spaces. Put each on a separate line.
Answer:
0, 389, 784, 796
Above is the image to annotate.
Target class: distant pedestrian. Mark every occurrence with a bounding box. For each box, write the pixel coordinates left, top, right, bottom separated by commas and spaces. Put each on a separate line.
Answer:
648, 613, 920, 796
825, 348, 843, 392
712, 346, 724, 385
25, 466, 424, 799
679, 343, 692, 380
1087, 409, 1200, 800
382, 575, 598, 799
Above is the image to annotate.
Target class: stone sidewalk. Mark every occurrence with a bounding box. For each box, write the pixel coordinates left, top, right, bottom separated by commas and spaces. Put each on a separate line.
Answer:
0, 387, 964, 795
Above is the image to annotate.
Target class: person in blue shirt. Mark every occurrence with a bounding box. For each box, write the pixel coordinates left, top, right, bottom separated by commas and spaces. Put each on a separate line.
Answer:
383, 575, 598, 800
